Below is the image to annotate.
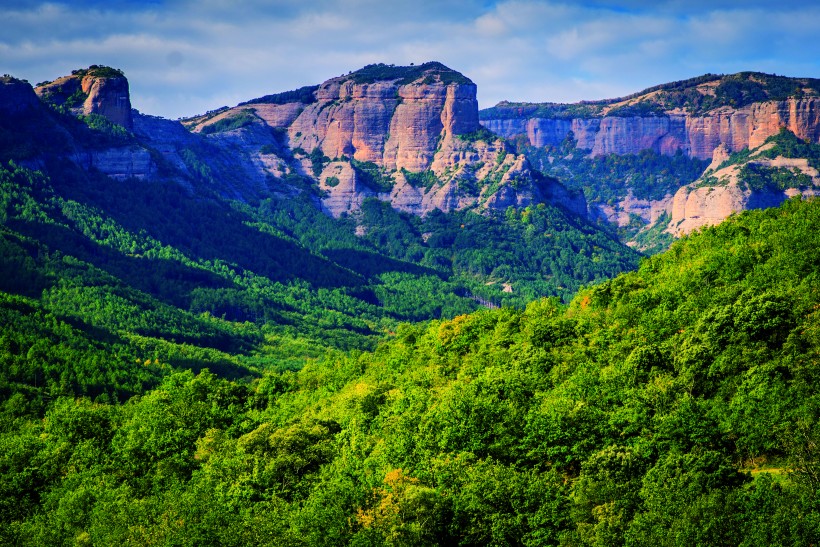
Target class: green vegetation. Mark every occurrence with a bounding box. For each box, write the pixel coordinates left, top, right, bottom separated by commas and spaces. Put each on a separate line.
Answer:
71, 65, 125, 79
239, 85, 320, 106
351, 159, 395, 192
628, 212, 675, 255
308, 147, 331, 177
400, 168, 438, 191
9, 70, 773, 543
738, 164, 812, 192
507, 133, 708, 250
604, 101, 668, 118
78, 113, 131, 140
515, 133, 708, 203
348, 62, 473, 86
200, 110, 259, 135
480, 72, 820, 121
757, 128, 820, 168
455, 126, 498, 143
2, 191, 819, 544
669, 72, 820, 113
700, 129, 820, 192
480, 101, 603, 121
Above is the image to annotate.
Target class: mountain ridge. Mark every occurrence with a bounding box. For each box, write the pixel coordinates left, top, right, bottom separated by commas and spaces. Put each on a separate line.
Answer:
482, 71, 820, 249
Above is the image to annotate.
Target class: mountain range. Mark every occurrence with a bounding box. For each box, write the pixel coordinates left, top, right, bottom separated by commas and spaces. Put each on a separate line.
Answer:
481, 71, 820, 246
2, 61, 820, 544
12, 64, 820, 249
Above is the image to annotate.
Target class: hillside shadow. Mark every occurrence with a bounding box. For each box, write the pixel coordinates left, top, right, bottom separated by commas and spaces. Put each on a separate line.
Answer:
50, 166, 366, 291
322, 248, 445, 280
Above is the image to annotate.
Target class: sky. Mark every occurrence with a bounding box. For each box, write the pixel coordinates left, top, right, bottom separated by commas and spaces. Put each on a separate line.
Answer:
2, 0, 820, 119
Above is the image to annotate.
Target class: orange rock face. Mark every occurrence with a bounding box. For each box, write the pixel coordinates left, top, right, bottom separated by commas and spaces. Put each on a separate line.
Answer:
35, 69, 132, 130
80, 73, 132, 130
667, 146, 820, 236
287, 75, 480, 171
191, 64, 584, 218
482, 98, 820, 160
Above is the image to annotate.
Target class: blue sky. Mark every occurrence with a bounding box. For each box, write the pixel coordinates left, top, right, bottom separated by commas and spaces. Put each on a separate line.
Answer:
2, 0, 820, 119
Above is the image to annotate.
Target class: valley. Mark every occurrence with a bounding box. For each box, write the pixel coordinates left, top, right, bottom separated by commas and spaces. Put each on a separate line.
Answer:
1, 62, 820, 544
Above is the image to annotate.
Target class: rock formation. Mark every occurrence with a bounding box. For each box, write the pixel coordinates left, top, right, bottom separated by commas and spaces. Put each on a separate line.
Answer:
35, 66, 133, 130
71, 147, 155, 181
186, 62, 585, 218
481, 73, 820, 161
667, 138, 820, 236
0, 76, 40, 115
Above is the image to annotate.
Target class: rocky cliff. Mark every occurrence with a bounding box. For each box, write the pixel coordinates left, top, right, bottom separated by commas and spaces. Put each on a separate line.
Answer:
0, 67, 154, 180
0, 75, 40, 115
35, 66, 133, 130
481, 73, 820, 161
185, 62, 585, 218
667, 133, 820, 236
482, 73, 820, 248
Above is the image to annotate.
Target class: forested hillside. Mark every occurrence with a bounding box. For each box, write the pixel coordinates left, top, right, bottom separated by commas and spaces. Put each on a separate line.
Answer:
4, 63, 820, 545
2, 189, 819, 543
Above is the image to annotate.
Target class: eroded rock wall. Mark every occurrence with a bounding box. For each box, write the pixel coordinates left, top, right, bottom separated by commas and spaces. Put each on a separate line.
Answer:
483, 98, 820, 160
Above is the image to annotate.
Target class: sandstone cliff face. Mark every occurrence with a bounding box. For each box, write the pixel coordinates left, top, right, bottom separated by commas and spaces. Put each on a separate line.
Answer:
35, 67, 133, 129
271, 73, 480, 172
667, 146, 820, 236
482, 98, 820, 161
665, 182, 820, 236
313, 133, 573, 218
188, 63, 583, 218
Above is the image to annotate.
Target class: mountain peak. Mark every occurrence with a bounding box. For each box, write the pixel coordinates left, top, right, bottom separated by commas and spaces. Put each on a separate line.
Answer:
35, 65, 132, 130
342, 62, 473, 86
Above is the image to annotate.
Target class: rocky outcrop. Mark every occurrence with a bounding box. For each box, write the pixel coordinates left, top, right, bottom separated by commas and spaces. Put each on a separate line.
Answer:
483, 99, 820, 161
665, 182, 820, 236
187, 62, 584, 218
200, 64, 481, 173
312, 124, 586, 218
589, 192, 674, 228
481, 71, 820, 161
667, 144, 820, 236
319, 161, 374, 216
483, 116, 692, 157
35, 67, 133, 129
0, 76, 40, 115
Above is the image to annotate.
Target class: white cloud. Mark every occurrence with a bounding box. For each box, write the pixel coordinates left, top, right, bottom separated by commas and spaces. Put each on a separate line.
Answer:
1, 1, 819, 117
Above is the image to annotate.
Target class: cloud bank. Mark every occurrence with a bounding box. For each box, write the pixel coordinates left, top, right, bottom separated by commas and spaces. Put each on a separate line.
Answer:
2, 0, 819, 118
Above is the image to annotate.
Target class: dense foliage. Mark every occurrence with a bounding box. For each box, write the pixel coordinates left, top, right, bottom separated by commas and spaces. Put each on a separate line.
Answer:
518, 134, 708, 204
15, 67, 811, 544
239, 85, 320, 106
348, 62, 473, 86
479, 102, 603, 121
3, 196, 819, 544
0, 84, 640, 368
480, 72, 820, 121
508, 133, 707, 251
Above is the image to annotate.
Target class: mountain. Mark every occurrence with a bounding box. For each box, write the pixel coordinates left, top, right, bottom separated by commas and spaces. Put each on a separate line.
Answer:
481, 72, 820, 249
668, 129, 820, 235
0, 63, 640, 360
2, 63, 820, 545
181, 62, 586, 218
2, 191, 819, 545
